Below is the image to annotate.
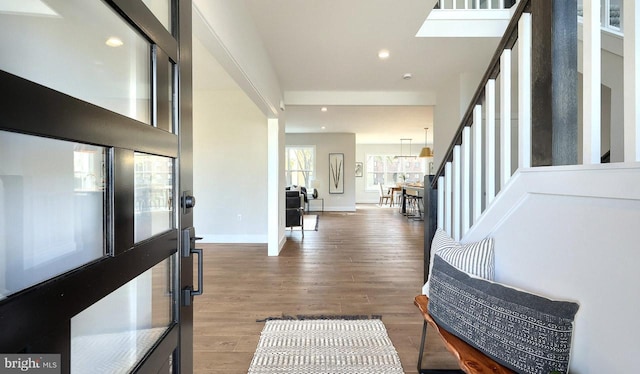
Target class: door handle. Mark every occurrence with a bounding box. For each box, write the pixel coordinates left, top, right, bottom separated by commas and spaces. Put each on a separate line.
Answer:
182, 228, 203, 306
191, 247, 203, 297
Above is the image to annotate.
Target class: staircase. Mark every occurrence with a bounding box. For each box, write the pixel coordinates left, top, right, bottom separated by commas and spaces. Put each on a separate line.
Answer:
425, 0, 640, 372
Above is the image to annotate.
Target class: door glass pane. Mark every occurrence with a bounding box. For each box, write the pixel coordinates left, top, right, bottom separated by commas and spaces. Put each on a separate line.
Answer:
0, 0, 151, 123
0, 131, 105, 300
134, 153, 173, 242
71, 255, 174, 374
142, 0, 172, 32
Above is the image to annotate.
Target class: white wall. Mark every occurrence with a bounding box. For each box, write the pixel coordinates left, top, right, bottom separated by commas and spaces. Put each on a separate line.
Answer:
355, 143, 434, 203
462, 164, 640, 373
193, 90, 268, 243
286, 133, 356, 211
433, 70, 485, 169
193, 0, 282, 117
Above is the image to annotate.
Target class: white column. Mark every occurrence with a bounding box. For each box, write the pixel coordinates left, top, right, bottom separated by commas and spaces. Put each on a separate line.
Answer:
444, 162, 453, 235
462, 126, 471, 236
473, 105, 483, 222
437, 176, 445, 229
453, 145, 461, 241
268, 118, 284, 256
583, 0, 602, 164
500, 50, 512, 188
624, 0, 640, 162
518, 13, 532, 168
485, 79, 496, 206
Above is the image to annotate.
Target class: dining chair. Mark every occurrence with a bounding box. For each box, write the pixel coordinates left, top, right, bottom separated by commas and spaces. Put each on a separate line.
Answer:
378, 183, 392, 206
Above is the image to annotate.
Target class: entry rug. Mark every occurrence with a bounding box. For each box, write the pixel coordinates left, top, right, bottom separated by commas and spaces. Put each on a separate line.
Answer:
247, 319, 404, 374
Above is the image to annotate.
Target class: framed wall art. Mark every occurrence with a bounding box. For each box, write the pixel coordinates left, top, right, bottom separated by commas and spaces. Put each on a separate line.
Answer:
329, 153, 344, 194
355, 162, 363, 177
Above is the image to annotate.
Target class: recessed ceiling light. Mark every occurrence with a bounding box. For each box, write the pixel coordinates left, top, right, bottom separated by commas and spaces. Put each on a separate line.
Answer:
321, 107, 328, 112
105, 37, 124, 47
321, 126, 326, 130
403, 73, 412, 80
378, 49, 390, 59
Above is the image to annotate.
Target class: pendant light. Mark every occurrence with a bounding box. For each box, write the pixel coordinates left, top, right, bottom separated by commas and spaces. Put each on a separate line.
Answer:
394, 138, 415, 158
419, 127, 434, 158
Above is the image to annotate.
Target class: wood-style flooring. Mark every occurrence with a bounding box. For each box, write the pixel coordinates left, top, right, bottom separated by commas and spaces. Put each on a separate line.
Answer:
193, 204, 459, 373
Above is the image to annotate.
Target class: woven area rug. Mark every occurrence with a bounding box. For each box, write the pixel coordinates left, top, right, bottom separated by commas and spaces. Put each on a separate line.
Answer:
248, 319, 404, 373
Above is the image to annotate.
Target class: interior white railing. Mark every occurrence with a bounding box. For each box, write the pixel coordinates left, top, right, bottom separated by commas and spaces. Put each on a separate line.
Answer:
435, 0, 516, 10
428, 0, 640, 243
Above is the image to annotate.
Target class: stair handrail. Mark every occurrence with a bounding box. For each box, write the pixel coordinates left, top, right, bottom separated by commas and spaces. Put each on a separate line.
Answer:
431, 0, 530, 188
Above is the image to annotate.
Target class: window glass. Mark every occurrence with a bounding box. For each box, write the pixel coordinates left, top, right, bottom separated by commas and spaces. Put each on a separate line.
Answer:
285, 146, 315, 187
134, 153, 174, 243
142, 0, 172, 33
0, 0, 151, 123
71, 255, 174, 373
577, 0, 583, 17
608, 0, 622, 30
0, 131, 105, 300
365, 154, 426, 191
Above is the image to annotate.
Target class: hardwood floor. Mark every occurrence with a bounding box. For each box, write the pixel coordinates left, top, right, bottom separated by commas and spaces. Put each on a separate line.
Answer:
193, 204, 459, 373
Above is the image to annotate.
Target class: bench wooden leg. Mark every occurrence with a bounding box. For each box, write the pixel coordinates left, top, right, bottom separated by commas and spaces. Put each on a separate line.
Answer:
417, 321, 464, 374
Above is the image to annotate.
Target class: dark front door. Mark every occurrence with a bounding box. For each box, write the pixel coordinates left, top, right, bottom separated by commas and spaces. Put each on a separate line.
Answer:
0, 1, 197, 372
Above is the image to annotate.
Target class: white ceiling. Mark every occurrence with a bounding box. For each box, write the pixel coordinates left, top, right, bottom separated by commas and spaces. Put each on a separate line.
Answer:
196, 0, 502, 144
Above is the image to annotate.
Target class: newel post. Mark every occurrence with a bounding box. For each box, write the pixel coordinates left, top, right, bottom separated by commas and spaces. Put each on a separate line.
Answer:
424, 175, 438, 284
531, 0, 578, 166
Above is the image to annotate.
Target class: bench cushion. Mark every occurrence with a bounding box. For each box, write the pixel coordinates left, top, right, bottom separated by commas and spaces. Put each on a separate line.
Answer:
423, 228, 494, 297
429, 255, 579, 374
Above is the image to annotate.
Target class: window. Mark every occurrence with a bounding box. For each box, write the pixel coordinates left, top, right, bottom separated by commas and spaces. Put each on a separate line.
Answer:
365, 155, 426, 191
71, 254, 175, 373
0, 131, 106, 300
0, 0, 152, 123
577, 0, 623, 33
285, 146, 315, 187
134, 153, 174, 243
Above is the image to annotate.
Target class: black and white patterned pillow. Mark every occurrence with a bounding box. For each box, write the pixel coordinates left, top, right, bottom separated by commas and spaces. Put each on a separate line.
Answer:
429, 255, 580, 374
423, 228, 494, 297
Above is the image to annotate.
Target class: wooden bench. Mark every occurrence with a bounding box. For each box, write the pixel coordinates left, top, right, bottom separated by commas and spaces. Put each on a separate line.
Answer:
414, 295, 514, 374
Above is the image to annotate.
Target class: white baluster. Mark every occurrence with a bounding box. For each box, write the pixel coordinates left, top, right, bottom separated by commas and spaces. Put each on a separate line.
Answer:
624, 0, 640, 162
473, 105, 483, 222
475, 0, 480, 9
437, 176, 445, 229
584, 0, 602, 164
518, 13, 532, 168
462, 126, 471, 236
453, 145, 461, 241
500, 49, 512, 187
485, 79, 496, 206
444, 162, 453, 235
